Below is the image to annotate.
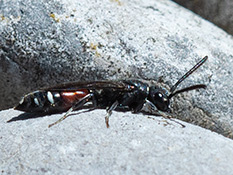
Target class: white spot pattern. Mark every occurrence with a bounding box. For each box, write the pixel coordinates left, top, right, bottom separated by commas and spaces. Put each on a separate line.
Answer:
34, 97, 39, 106
158, 93, 163, 98
19, 97, 24, 104
47, 91, 54, 104
54, 92, 60, 98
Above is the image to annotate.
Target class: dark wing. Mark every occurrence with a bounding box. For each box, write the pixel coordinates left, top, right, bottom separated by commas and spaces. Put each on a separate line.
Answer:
41, 80, 132, 92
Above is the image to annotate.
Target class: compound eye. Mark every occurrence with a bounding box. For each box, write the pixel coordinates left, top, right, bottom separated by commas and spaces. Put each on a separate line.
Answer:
152, 92, 169, 111
148, 87, 170, 112
154, 92, 164, 102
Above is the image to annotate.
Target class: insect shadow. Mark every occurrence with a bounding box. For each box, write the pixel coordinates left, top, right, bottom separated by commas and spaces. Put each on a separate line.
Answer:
8, 107, 163, 126
7, 107, 180, 127
7, 107, 95, 123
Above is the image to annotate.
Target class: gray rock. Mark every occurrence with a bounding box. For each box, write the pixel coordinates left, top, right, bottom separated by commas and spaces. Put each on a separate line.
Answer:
0, 0, 232, 140
1, 109, 233, 175
172, 0, 233, 35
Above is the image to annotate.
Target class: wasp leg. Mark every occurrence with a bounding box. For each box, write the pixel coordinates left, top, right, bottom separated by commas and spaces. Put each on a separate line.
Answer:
145, 100, 185, 128
105, 101, 119, 128
48, 94, 94, 128
131, 101, 145, 113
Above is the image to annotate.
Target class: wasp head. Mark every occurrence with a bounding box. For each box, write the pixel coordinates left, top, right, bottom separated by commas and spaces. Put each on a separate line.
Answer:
147, 86, 170, 112
148, 56, 208, 112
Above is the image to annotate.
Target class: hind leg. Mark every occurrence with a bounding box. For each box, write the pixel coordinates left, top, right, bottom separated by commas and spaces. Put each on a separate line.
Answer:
48, 93, 94, 127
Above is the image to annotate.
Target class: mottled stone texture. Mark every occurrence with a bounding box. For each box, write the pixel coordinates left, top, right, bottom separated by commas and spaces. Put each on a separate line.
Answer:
0, 109, 233, 175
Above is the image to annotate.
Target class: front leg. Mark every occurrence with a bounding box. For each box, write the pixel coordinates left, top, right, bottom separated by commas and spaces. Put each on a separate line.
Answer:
144, 100, 185, 128
130, 100, 145, 113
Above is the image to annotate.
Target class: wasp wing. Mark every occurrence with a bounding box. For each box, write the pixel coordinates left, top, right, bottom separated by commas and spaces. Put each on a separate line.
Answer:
41, 80, 132, 92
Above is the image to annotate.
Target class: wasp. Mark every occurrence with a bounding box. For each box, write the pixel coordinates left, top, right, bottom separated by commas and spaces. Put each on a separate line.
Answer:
14, 56, 208, 128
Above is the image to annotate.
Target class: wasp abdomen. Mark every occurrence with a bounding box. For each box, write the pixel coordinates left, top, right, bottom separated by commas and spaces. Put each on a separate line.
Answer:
15, 89, 89, 113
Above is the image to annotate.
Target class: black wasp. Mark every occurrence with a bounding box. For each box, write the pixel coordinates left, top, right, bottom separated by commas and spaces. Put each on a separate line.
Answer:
15, 56, 208, 128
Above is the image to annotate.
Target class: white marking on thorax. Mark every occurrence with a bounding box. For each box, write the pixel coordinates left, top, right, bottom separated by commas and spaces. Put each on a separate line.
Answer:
47, 91, 54, 104
95, 89, 103, 94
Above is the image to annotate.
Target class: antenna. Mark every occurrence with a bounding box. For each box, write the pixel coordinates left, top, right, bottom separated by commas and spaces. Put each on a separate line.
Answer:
168, 84, 206, 99
170, 56, 208, 95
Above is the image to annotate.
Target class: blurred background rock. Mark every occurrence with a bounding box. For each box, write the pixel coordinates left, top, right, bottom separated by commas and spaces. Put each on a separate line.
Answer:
172, 0, 233, 35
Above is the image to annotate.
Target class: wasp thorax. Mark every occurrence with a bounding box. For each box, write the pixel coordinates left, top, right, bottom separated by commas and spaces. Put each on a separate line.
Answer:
148, 86, 170, 112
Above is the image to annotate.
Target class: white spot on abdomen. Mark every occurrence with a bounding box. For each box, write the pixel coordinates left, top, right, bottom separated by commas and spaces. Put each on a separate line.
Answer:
47, 91, 54, 104
34, 97, 40, 106
54, 92, 60, 98
75, 91, 86, 95
62, 92, 75, 96
19, 97, 24, 104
